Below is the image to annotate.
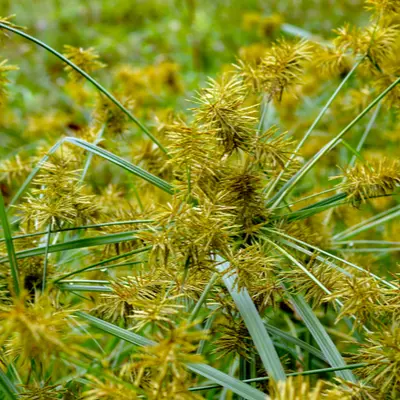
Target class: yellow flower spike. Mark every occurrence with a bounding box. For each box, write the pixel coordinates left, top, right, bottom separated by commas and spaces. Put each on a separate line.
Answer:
17, 156, 100, 229
132, 320, 209, 396
63, 45, 106, 82
238, 39, 312, 100
93, 93, 135, 135
0, 59, 18, 106
269, 376, 326, 400
350, 320, 400, 397
334, 22, 400, 70
365, 0, 400, 17
192, 74, 258, 154
0, 15, 25, 39
334, 158, 400, 205
0, 292, 84, 366
82, 375, 139, 400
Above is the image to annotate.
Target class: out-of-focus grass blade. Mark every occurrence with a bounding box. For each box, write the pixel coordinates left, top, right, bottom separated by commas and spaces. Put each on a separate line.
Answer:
333, 204, 400, 241
0, 194, 20, 295
76, 311, 267, 400
59, 284, 112, 292
0, 22, 167, 155
0, 230, 140, 261
0, 368, 19, 400
265, 323, 327, 362
64, 138, 174, 194
216, 256, 286, 382
287, 293, 356, 382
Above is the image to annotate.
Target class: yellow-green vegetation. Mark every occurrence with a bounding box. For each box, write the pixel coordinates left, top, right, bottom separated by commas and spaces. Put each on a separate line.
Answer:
1, 0, 400, 399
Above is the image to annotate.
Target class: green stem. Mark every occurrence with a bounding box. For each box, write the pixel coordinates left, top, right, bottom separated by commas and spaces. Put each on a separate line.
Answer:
52, 246, 151, 283
0, 22, 168, 155
0, 193, 20, 296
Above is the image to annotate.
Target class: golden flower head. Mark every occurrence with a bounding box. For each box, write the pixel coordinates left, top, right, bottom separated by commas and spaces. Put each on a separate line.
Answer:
0, 59, 18, 106
192, 74, 257, 154
334, 158, 400, 205
63, 45, 106, 82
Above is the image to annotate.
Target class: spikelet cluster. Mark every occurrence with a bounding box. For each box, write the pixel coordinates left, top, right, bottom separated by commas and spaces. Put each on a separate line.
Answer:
17, 155, 100, 229
335, 158, 400, 205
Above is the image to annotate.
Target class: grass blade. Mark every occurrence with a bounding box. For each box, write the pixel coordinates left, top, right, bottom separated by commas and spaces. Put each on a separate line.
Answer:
265, 323, 327, 362
64, 138, 174, 194
269, 228, 397, 289
287, 293, 356, 382
75, 311, 267, 400
333, 204, 400, 241
0, 193, 20, 296
189, 363, 365, 392
0, 368, 18, 400
0, 230, 140, 261
216, 256, 286, 382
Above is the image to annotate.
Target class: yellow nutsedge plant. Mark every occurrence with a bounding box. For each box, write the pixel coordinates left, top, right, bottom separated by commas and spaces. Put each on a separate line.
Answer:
1, 2, 400, 399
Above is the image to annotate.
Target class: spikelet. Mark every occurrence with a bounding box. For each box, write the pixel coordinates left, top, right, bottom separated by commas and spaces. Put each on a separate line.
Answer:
82, 375, 139, 400
20, 381, 66, 399
0, 292, 85, 366
0, 15, 25, 39
282, 260, 344, 308
0, 59, 18, 106
365, 0, 400, 17
324, 274, 392, 329
373, 67, 400, 108
165, 120, 220, 182
213, 319, 254, 360
192, 74, 257, 154
312, 45, 352, 79
250, 126, 298, 174
238, 39, 312, 100
132, 321, 208, 397
17, 155, 100, 229
269, 376, 325, 400
95, 270, 162, 323
350, 320, 400, 397
93, 93, 135, 135
130, 292, 184, 331
25, 110, 70, 140
260, 39, 312, 100
334, 159, 400, 205
334, 22, 400, 68
225, 242, 279, 293
63, 45, 106, 82
0, 154, 33, 186
242, 12, 284, 38
219, 161, 268, 234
